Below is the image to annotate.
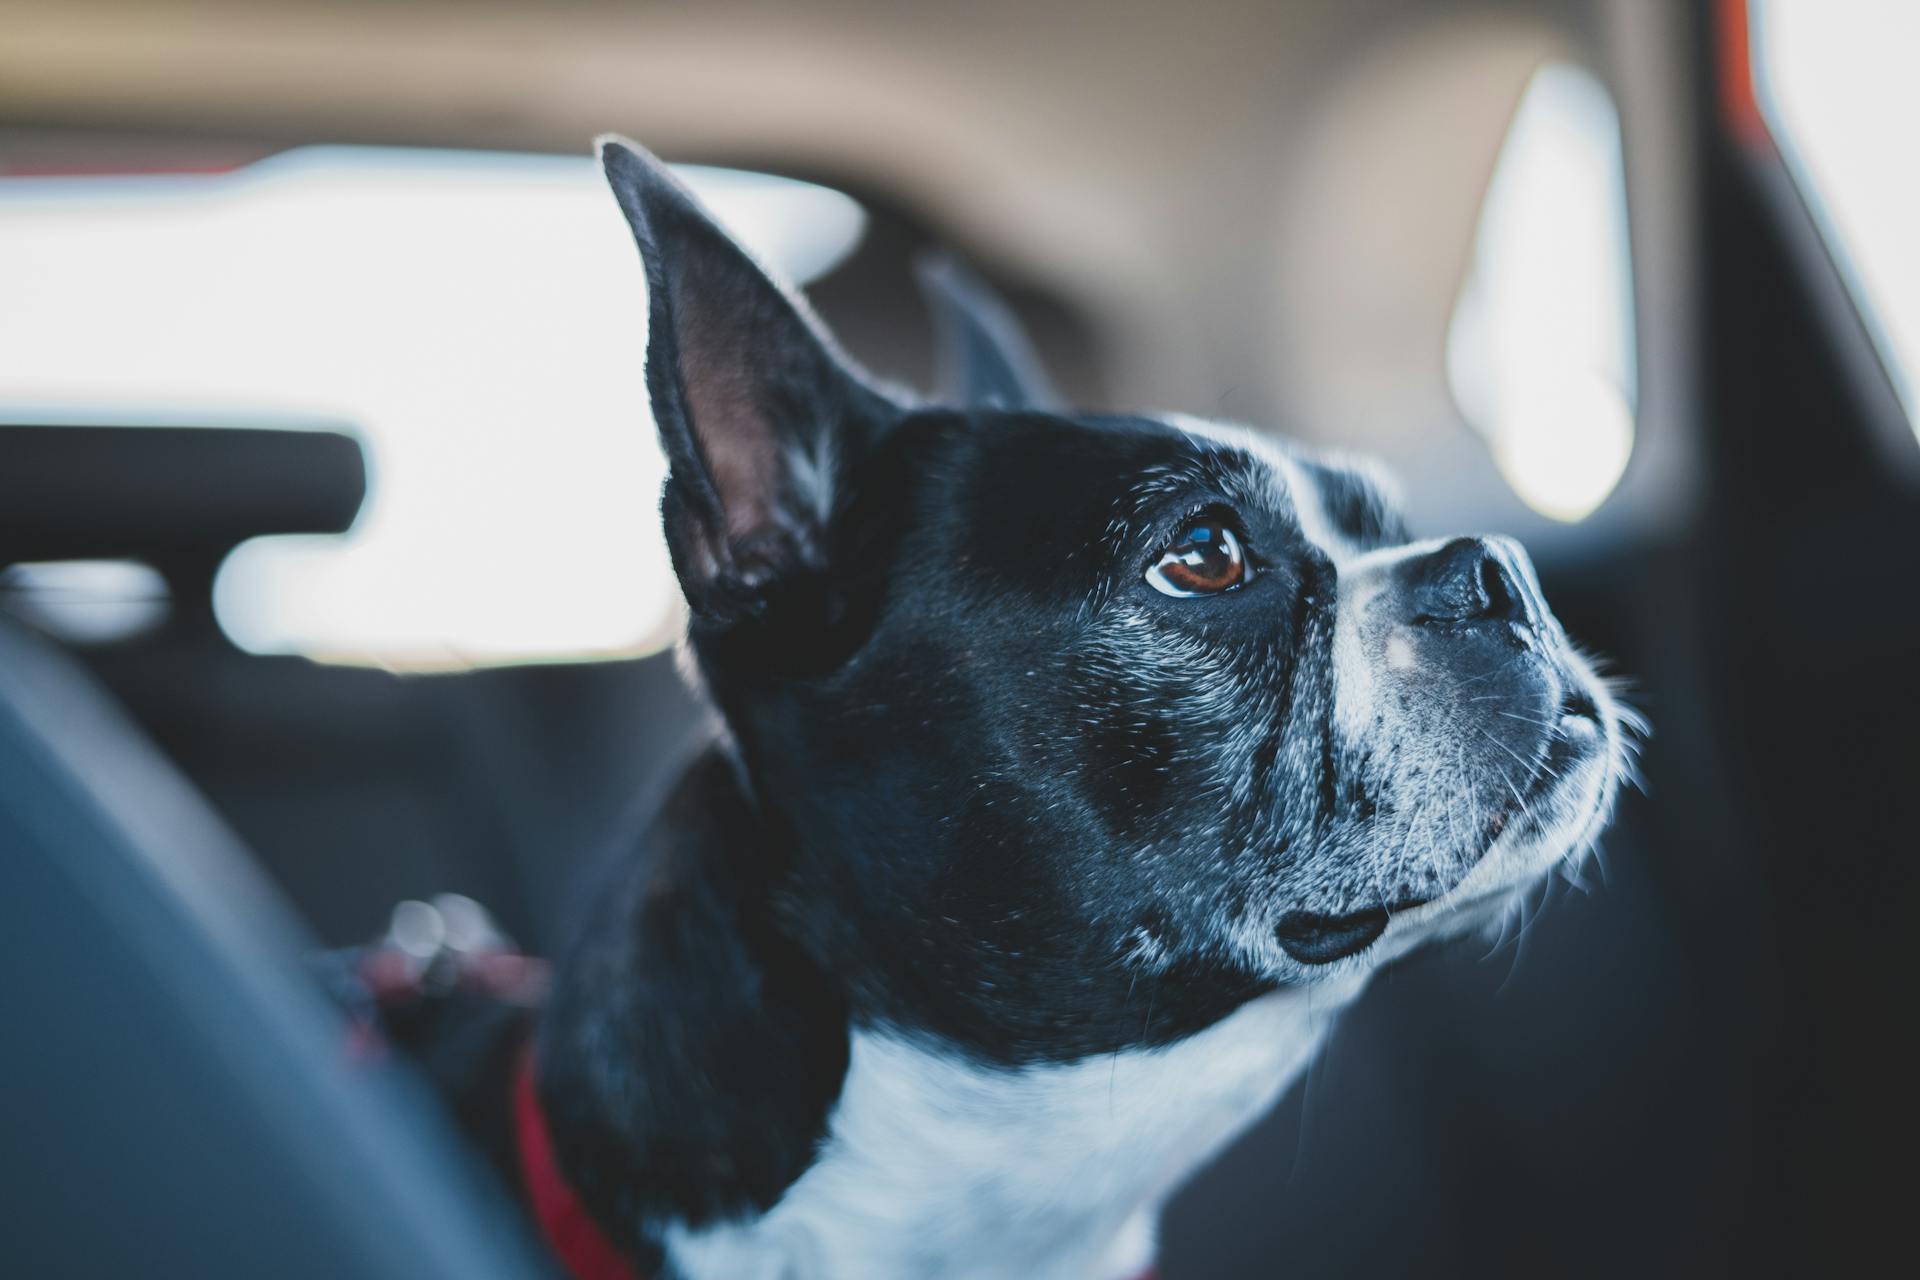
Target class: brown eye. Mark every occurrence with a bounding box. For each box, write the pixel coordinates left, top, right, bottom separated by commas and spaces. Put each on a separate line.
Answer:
1146, 520, 1250, 597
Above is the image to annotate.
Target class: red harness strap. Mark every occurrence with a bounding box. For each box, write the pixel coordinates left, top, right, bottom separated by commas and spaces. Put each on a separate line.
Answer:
514, 1050, 645, 1280
347, 939, 1158, 1280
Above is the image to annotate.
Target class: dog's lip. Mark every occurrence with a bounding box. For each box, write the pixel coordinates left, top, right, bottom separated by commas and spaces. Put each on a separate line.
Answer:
1274, 907, 1387, 965
1280, 683, 1608, 970
1282, 898, 1443, 967
1559, 684, 1601, 724
1537, 689, 1607, 783
1274, 894, 1429, 965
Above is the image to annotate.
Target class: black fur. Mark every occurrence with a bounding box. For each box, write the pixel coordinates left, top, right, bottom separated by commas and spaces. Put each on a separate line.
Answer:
528, 138, 1620, 1258
538, 749, 848, 1243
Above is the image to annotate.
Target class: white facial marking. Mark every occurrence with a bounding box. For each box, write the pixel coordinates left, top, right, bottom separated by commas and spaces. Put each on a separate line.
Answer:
1154, 413, 1633, 964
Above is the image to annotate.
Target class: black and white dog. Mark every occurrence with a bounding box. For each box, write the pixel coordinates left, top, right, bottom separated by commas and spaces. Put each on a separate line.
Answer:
521, 138, 1634, 1280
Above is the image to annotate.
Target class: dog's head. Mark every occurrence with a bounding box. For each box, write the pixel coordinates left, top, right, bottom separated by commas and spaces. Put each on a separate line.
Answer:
602, 139, 1633, 1067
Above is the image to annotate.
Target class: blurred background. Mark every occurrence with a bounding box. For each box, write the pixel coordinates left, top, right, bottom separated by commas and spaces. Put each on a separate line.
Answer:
1, 1, 1914, 1276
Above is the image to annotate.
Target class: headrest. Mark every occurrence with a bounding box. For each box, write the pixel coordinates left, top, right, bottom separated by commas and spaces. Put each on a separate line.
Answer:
0, 422, 366, 564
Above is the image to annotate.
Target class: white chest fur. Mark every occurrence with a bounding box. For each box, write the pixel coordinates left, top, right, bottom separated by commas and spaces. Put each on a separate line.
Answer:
663, 978, 1365, 1280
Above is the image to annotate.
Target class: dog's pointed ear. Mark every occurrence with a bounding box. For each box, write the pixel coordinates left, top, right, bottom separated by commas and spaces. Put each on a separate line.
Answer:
600, 136, 897, 623
916, 252, 1061, 412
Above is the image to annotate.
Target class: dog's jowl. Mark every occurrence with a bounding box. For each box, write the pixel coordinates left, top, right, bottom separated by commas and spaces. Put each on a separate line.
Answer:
521, 138, 1635, 1280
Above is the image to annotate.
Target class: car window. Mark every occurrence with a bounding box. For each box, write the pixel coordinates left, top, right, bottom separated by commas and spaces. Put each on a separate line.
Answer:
1754, 0, 1920, 436
0, 146, 865, 669
1446, 62, 1636, 523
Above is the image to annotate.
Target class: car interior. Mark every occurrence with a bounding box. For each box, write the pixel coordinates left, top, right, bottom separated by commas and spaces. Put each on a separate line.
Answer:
2, 1, 1914, 1275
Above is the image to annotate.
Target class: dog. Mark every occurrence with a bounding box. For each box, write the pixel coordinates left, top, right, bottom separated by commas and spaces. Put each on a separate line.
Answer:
499, 138, 1636, 1280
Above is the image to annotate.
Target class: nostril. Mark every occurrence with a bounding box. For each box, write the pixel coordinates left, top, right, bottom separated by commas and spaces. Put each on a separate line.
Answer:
1411, 537, 1531, 627
1477, 552, 1525, 624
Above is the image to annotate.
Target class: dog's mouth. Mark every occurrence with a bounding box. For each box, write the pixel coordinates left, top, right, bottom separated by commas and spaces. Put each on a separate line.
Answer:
1539, 683, 1608, 781
1560, 684, 1601, 725
1273, 894, 1431, 965
1485, 682, 1607, 839
1276, 681, 1613, 968
1273, 906, 1390, 965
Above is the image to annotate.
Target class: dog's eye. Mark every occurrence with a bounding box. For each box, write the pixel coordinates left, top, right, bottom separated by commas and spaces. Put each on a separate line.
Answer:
1147, 520, 1250, 597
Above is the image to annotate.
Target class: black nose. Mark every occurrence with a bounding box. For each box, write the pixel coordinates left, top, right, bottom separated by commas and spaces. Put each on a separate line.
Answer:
1409, 536, 1535, 628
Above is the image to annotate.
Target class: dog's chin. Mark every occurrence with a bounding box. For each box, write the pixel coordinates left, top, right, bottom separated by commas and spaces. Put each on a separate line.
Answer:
1279, 679, 1631, 979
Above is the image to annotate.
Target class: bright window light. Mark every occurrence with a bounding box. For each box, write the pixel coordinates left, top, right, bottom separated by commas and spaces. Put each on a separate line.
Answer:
1447, 63, 1636, 523
0, 146, 865, 669
1754, 0, 1920, 435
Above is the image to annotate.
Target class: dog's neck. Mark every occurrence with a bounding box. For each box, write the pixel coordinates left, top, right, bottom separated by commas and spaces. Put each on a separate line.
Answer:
538, 747, 1368, 1279
535, 747, 853, 1259
662, 988, 1358, 1280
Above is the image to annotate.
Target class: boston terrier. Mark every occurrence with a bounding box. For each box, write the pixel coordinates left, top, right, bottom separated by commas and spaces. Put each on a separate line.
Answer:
506, 138, 1636, 1280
